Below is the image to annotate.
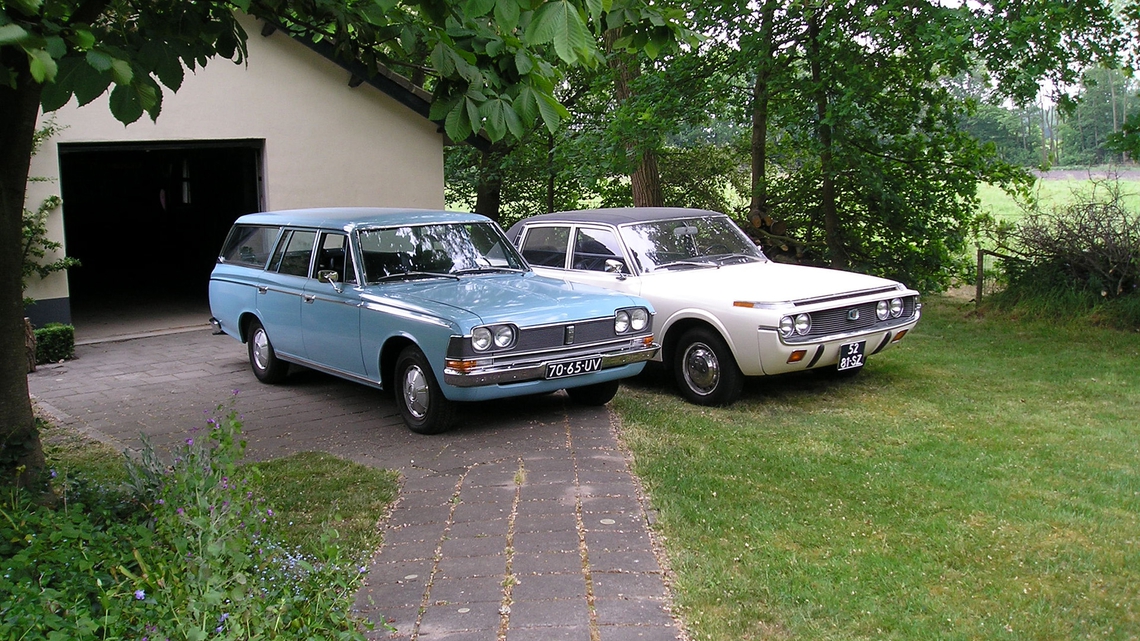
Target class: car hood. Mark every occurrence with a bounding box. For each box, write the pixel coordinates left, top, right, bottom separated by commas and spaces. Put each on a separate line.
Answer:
362, 272, 647, 327
641, 260, 909, 305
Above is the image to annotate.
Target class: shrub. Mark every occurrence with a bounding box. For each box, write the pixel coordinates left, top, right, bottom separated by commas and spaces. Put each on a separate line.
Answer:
34, 322, 75, 364
987, 179, 1140, 328
1, 399, 373, 641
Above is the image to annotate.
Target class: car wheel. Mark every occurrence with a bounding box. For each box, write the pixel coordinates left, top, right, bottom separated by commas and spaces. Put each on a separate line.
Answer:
565, 379, 620, 406
673, 327, 743, 406
247, 319, 288, 384
394, 346, 455, 434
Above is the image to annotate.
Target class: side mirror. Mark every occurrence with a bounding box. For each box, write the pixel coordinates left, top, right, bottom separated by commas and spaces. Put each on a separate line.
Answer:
318, 269, 343, 293
604, 259, 627, 280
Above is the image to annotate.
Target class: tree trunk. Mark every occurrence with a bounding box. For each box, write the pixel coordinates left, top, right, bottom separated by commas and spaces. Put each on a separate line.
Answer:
604, 30, 664, 208
474, 144, 506, 223
748, 0, 778, 228
808, 10, 848, 269
0, 51, 47, 487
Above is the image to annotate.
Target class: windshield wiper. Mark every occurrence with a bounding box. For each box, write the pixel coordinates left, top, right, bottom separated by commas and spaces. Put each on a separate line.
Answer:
710, 253, 761, 264
654, 260, 719, 271
373, 271, 460, 283
452, 267, 525, 276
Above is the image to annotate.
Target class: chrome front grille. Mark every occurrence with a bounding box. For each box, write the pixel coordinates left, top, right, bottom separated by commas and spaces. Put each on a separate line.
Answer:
784, 296, 918, 344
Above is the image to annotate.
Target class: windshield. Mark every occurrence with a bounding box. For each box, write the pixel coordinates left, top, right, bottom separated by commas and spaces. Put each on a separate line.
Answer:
619, 215, 766, 273
357, 222, 528, 283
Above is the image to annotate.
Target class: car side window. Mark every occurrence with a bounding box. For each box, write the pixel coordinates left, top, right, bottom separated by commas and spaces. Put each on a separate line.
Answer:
220, 225, 279, 267
519, 226, 570, 268
272, 230, 317, 277
314, 232, 358, 284
572, 228, 626, 272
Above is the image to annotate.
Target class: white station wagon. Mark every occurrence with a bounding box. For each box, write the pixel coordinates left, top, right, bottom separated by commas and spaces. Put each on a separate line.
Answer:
506, 207, 921, 405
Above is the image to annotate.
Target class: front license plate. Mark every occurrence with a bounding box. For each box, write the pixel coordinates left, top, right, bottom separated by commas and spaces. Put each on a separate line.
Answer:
546, 356, 603, 379
838, 341, 866, 371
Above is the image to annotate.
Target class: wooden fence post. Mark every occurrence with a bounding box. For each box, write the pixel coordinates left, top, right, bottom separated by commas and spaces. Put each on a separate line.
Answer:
976, 247, 985, 310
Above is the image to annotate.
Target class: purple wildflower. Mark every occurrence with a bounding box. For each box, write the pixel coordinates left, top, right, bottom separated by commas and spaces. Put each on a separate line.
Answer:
135, 589, 146, 600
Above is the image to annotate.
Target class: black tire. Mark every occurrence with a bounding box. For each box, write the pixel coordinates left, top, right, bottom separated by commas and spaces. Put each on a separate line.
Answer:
565, 379, 620, 406
247, 319, 288, 384
394, 346, 455, 434
673, 327, 744, 406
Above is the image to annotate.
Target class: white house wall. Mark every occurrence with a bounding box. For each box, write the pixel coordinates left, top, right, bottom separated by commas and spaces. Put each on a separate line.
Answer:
25, 11, 444, 306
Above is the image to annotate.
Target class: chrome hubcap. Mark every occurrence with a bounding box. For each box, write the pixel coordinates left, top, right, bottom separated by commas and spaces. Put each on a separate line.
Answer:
252, 329, 271, 370
683, 342, 720, 395
402, 365, 430, 419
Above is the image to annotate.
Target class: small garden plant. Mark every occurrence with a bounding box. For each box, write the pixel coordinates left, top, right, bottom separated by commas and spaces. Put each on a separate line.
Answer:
1, 397, 391, 640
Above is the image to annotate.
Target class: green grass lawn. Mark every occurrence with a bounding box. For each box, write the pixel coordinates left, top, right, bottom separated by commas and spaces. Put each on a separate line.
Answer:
977, 171, 1140, 224
614, 296, 1140, 640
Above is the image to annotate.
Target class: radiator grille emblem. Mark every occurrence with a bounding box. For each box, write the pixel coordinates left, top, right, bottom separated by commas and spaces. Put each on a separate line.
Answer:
847, 309, 860, 321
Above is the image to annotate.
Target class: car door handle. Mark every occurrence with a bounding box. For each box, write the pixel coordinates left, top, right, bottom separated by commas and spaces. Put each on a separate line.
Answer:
257, 286, 268, 294
303, 294, 316, 304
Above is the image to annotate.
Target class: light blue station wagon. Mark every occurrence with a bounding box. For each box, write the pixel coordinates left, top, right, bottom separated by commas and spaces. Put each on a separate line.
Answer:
208, 208, 658, 433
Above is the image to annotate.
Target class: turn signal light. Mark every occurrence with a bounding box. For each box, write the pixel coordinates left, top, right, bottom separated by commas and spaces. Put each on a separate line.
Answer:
892, 330, 908, 342
787, 349, 807, 364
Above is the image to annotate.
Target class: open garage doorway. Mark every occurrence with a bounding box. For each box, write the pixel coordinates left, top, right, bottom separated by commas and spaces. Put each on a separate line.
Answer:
59, 140, 263, 341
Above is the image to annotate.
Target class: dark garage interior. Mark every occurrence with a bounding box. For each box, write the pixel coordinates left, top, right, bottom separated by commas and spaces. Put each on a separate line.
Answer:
58, 140, 263, 336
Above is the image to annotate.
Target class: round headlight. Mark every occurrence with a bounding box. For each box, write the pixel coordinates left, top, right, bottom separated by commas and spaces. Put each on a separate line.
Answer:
779, 315, 795, 337
615, 310, 630, 334
876, 300, 890, 320
472, 327, 492, 351
795, 313, 811, 335
630, 308, 649, 331
493, 325, 515, 348
890, 297, 904, 318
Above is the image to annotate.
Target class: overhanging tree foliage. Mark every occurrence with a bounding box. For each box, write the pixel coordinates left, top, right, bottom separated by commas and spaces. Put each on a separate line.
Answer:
1, 0, 688, 484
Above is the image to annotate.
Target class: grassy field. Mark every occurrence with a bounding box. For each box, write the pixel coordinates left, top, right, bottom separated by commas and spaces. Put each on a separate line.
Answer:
976, 169, 1140, 224
614, 296, 1140, 640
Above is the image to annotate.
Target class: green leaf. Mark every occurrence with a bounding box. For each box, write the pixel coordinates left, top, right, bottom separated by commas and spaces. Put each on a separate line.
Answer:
504, 102, 524, 138
515, 85, 539, 125
536, 90, 567, 133
69, 28, 95, 50
495, 0, 521, 32
26, 47, 57, 83
7, 0, 42, 17
465, 96, 482, 131
86, 50, 112, 72
360, 4, 390, 26
444, 99, 473, 142
524, 0, 591, 64
482, 98, 507, 141
110, 58, 132, 85
466, 0, 496, 17
429, 93, 462, 121
0, 24, 29, 47
515, 50, 533, 75
109, 83, 143, 125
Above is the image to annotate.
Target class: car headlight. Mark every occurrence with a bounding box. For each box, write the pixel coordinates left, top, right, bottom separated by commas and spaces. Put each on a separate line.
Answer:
890, 297, 904, 318
630, 307, 649, 331
779, 315, 795, 337
794, 313, 811, 335
615, 310, 630, 334
472, 327, 493, 351
876, 300, 890, 320
493, 324, 516, 348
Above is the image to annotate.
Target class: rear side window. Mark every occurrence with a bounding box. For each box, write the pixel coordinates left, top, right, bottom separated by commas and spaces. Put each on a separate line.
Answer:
220, 225, 280, 267
271, 230, 317, 277
519, 226, 570, 268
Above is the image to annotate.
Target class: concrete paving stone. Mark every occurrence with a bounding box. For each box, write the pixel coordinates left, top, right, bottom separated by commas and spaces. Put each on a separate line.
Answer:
593, 597, 675, 627
577, 474, 640, 494
450, 501, 510, 523
512, 512, 579, 534
448, 519, 509, 540
584, 529, 650, 552
385, 522, 447, 546
397, 489, 456, 511
369, 558, 437, 583
505, 626, 593, 641
511, 550, 583, 576
506, 597, 591, 627
582, 513, 645, 531
517, 483, 578, 504
377, 538, 439, 563
436, 552, 506, 580
510, 572, 586, 601
511, 529, 581, 555
590, 572, 668, 600
392, 504, 454, 526
596, 624, 681, 641
580, 495, 644, 515
586, 548, 662, 575
439, 534, 509, 558
463, 464, 518, 487
354, 580, 427, 611
574, 452, 627, 468
362, 604, 419, 637
418, 625, 500, 641
454, 485, 517, 504
402, 473, 463, 495
427, 575, 505, 603
514, 498, 573, 518
519, 469, 577, 486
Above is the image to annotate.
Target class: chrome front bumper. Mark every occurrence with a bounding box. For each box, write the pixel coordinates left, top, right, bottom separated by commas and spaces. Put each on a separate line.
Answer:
443, 342, 660, 387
